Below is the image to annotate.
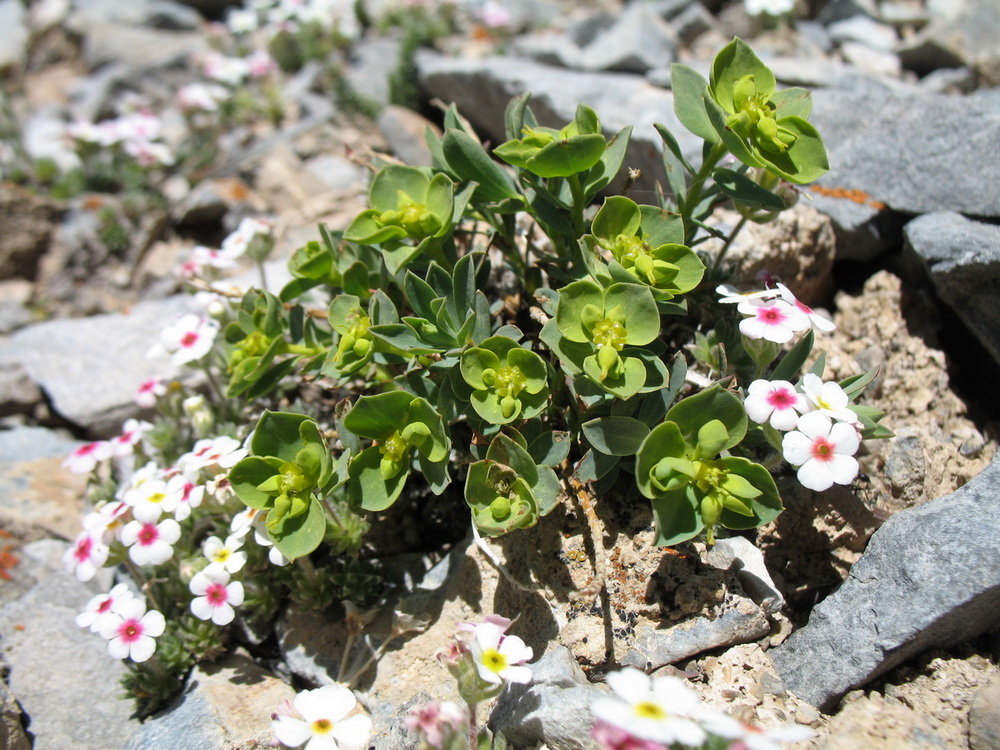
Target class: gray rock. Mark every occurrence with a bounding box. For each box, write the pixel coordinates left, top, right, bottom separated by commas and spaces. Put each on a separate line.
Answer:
369, 692, 428, 750
669, 2, 716, 47
816, 0, 877, 24
827, 15, 899, 51
584, 2, 678, 74
344, 37, 401, 109
0, 678, 29, 750
0, 540, 139, 749
490, 645, 604, 750
0, 280, 35, 334
80, 23, 206, 73
67, 0, 202, 31
122, 651, 296, 750
904, 211, 1000, 368
898, 0, 1000, 84
807, 191, 902, 263
969, 674, 1000, 750
2, 296, 192, 436
839, 41, 902, 78
706, 536, 784, 616
0, 0, 28, 71
767, 55, 914, 93
621, 584, 771, 670
0, 183, 59, 281
305, 154, 368, 192
377, 106, 440, 168
809, 88, 1000, 217
770, 454, 1000, 711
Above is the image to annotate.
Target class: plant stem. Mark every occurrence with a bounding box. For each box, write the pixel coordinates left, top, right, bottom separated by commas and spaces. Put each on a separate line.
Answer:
680, 142, 727, 244
711, 214, 748, 277
124, 558, 164, 613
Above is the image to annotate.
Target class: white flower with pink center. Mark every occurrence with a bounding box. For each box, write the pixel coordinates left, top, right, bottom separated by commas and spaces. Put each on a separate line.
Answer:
124, 138, 174, 168
76, 583, 135, 633
83, 500, 132, 543
99, 598, 165, 662
177, 82, 230, 113
272, 683, 373, 750
156, 314, 220, 365
109, 418, 153, 458
63, 531, 110, 582
744, 379, 810, 431
202, 534, 247, 574
189, 566, 244, 626
134, 376, 167, 408
221, 217, 274, 259
736, 297, 810, 344
470, 621, 533, 685
699, 711, 815, 750
165, 473, 204, 522
774, 283, 835, 333
782, 411, 860, 492
181, 435, 248, 473
121, 517, 181, 566
63, 440, 113, 474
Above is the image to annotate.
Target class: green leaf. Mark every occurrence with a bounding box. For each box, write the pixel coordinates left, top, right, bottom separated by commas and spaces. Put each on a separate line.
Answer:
251, 411, 314, 462
638, 204, 685, 247
635, 421, 687, 499
771, 329, 815, 382
712, 168, 785, 211
442, 129, 521, 203
347, 445, 408, 512
715, 457, 782, 530
527, 430, 571, 468
504, 92, 532, 141
582, 416, 650, 456
269, 496, 326, 561
592, 196, 641, 241
229, 456, 283, 510
667, 384, 747, 452
695, 419, 730, 458
755, 116, 829, 185
771, 87, 813, 119
709, 38, 776, 115
651, 488, 703, 546
343, 391, 416, 440
584, 126, 632, 197
670, 65, 719, 143
526, 135, 606, 178
486, 433, 539, 487
604, 283, 660, 345
840, 366, 880, 400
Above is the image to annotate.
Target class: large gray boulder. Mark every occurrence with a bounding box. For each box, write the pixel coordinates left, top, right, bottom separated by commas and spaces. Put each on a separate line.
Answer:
771, 454, 1000, 711
903, 211, 1000, 369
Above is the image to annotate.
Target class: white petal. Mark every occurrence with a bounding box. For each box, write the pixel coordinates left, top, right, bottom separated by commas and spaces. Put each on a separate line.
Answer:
499, 664, 532, 684
829, 422, 861, 455
744, 395, 774, 425
606, 667, 652, 704
227, 581, 245, 607
273, 716, 313, 747
781, 431, 813, 466
296, 684, 356, 723
827, 454, 860, 486
591, 696, 632, 730
158, 519, 182, 544
797, 460, 834, 492
107, 637, 131, 660
191, 596, 214, 621
210, 603, 235, 626
472, 623, 503, 653
303, 735, 338, 750
141, 609, 166, 637
768, 407, 801, 432
129, 635, 157, 663
189, 571, 210, 596
796, 411, 833, 440
668, 717, 708, 746
332, 714, 373, 748
117, 598, 147, 619
651, 675, 699, 713
498, 634, 533, 664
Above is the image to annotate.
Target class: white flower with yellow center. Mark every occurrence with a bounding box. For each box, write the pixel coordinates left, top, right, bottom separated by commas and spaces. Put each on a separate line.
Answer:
202, 534, 247, 574
591, 667, 707, 746
470, 622, 533, 685
272, 684, 372, 750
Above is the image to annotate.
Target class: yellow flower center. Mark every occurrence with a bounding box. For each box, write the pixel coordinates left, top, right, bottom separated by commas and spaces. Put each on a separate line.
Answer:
591, 319, 627, 351
634, 701, 666, 720
312, 718, 333, 735
481, 648, 508, 674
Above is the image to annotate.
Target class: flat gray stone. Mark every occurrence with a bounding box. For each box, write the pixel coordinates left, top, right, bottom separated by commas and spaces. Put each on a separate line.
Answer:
0, 0, 28, 71
771, 455, 1000, 711
809, 87, 1000, 217
122, 651, 296, 750
490, 646, 604, 750
3, 296, 193, 436
0, 541, 139, 749
904, 211, 1000, 368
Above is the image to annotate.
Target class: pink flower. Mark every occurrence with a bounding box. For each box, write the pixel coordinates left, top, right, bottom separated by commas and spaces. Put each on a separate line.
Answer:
76, 583, 135, 632
774, 283, 835, 333
782, 412, 860, 492
744, 379, 810, 431
591, 720, 665, 750
121, 517, 181, 566
736, 298, 810, 344
699, 713, 815, 750
189, 567, 244, 626
63, 441, 113, 474
63, 531, 109, 581
99, 598, 165, 662
134, 377, 167, 408
109, 418, 153, 458
165, 474, 204, 522
716, 284, 777, 305
155, 314, 220, 365
405, 701, 467, 748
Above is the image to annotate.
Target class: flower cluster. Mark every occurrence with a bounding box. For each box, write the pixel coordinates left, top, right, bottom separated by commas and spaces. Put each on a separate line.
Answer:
65, 110, 174, 168
591, 667, 813, 750
176, 217, 274, 281
718, 282, 834, 344
76, 584, 166, 663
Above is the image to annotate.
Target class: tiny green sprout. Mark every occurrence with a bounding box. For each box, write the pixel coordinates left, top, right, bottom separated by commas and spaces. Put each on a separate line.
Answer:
229, 411, 334, 560
705, 38, 829, 184
551, 279, 661, 399
342, 390, 451, 512
635, 385, 782, 546
326, 294, 375, 376
461, 336, 549, 425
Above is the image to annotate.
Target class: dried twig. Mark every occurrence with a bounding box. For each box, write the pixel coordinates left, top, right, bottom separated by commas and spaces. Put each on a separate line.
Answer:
567, 477, 607, 606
